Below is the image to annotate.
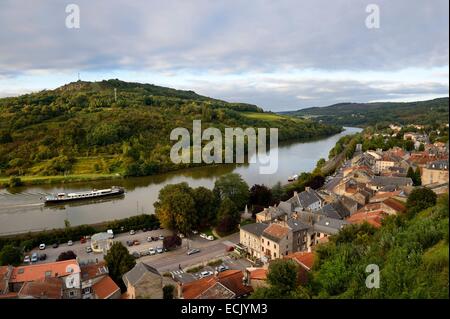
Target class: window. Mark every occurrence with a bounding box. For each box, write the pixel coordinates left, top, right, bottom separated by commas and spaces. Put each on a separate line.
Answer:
69, 291, 75, 297
274, 252, 277, 258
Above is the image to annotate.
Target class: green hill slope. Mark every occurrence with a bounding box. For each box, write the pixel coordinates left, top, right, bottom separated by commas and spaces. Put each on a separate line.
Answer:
281, 97, 449, 127
0, 79, 341, 181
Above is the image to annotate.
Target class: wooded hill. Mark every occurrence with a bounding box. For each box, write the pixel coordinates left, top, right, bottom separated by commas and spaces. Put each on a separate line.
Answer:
0, 79, 341, 179
281, 97, 449, 127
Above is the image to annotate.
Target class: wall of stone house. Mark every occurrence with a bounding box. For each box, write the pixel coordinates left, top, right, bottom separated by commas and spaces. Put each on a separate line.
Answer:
134, 273, 163, 299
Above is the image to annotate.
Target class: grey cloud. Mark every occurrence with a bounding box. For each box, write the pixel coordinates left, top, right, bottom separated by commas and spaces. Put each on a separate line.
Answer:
0, 0, 448, 75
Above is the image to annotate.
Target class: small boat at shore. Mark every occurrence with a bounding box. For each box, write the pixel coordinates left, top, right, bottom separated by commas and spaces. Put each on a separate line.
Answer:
44, 186, 125, 204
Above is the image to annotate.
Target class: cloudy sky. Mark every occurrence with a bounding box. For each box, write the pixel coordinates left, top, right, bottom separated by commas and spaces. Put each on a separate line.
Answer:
0, 0, 448, 111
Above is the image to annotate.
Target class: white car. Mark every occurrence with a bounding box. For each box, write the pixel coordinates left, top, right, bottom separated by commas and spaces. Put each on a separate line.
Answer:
156, 247, 163, 254
39, 244, 46, 250
24, 255, 31, 263
187, 248, 200, 256
147, 236, 153, 242
206, 235, 215, 241
149, 248, 156, 255
129, 230, 136, 235
200, 233, 207, 239
67, 240, 73, 246
192, 230, 198, 235
200, 271, 213, 278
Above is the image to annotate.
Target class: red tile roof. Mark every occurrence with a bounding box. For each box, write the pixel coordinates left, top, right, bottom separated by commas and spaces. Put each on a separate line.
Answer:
347, 211, 388, 228
18, 277, 63, 299
263, 224, 289, 240
182, 270, 252, 299
80, 262, 107, 281
92, 275, 120, 299
10, 259, 80, 283
370, 191, 402, 202
248, 268, 267, 280
382, 198, 406, 213
285, 252, 316, 270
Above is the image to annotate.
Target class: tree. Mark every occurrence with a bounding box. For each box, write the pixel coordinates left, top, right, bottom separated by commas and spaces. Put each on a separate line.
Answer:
217, 197, 240, 224
271, 182, 285, 204
406, 187, 437, 216
418, 143, 425, 151
163, 235, 182, 251
0, 245, 22, 266
404, 140, 415, 151
414, 167, 422, 186
104, 242, 136, 291
249, 184, 272, 214
267, 259, 299, 293
213, 173, 249, 210
154, 183, 198, 235
56, 250, 77, 261
163, 284, 175, 299
192, 187, 217, 226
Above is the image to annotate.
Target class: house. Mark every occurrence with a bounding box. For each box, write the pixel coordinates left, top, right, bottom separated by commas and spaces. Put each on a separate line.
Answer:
347, 211, 388, 228
180, 270, 252, 299
122, 262, 177, 299
244, 268, 268, 290
8, 259, 81, 299
421, 160, 449, 186
368, 176, 413, 191
240, 223, 269, 259
261, 224, 292, 260
375, 154, 402, 174
290, 187, 323, 211
284, 251, 316, 285
353, 198, 406, 217
80, 261, 120, 299
91, 275, 121, 299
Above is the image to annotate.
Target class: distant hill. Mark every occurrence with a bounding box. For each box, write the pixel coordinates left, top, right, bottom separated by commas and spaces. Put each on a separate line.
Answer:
281, 97, 449, 127
0, 79, 341, 178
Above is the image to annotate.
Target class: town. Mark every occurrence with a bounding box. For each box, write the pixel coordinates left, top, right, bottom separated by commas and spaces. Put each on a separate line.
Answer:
1, 124, 448, 299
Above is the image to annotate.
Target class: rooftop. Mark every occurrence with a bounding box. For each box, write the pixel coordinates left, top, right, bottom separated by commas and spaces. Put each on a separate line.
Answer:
240, 222, 269, 237
182, 270, 252, 299
122, 262, 160, 287
10, 259, 80, 283
285, 251, 316, 270
17, 277, 63, 299
92, 275, 120, 299
262, 223, 290, 242
347, 211, 388, 228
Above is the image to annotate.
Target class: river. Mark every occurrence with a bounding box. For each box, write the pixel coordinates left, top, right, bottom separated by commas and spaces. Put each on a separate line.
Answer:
0, 127, 362, 235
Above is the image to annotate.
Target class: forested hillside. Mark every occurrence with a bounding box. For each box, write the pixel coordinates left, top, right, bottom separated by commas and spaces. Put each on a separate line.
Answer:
0, 79, 341, 180
281, 97, 449, 127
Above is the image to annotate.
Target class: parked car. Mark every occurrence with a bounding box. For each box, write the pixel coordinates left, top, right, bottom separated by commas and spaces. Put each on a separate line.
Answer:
192, 230, 198, 235
31, 252, 38, 263
200, 233, 207, 239
149, 248, 156, 255
152, 236, 158, 241
140, 250, 149, 257
24, 255, 31, 263
158, 235, 164, 240
133, 240, 140, 246
39, 253, 47, 261
147, 236, 153, 242
126, 240, 134, 247
52, 243, 59, 248
132, 251, 140, 259
80, 237, 87, 244
206, 235, 215, 241
85, 246, 93, 253
200, 271, 213, 278
216, 265, 229, 273
129, 230, 136, 235
67, 240, 73, 246
187, 248, 200, 256
156, 247, 163, 254
39, 243, 46, 250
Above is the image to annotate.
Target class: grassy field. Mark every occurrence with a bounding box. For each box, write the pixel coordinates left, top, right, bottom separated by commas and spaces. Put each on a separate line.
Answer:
243, 112, 306, 123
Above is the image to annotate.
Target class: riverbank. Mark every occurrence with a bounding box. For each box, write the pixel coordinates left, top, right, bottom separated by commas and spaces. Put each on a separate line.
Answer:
0, 173, 124, 188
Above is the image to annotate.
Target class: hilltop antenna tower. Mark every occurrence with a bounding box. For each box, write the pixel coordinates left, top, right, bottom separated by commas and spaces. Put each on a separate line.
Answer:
77, 72, 81, 81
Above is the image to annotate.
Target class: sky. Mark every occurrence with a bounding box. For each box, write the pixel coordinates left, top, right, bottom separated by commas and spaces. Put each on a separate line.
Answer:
0, 0, 448, 111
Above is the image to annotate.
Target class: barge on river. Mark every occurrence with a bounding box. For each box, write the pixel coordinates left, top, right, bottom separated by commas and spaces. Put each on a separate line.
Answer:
44, 186, 125, 204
